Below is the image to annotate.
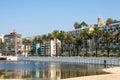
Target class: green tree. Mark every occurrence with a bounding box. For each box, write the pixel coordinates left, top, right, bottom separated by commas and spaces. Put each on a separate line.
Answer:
82, 28, 91, 56
80, 21, 88, 27
37, 36, 43, 56
106, 18, 114, 25
92, 26, 102, 57
102, 31, 114, 57
52, 30, 60, 56
0, 39, 4, 54
32, 37, 38, 54
74, 36, 83, 56
65, 34, 74, 56
42, 34, 47, 56
58, 31, 66, 55
22, 38, 31, 56
115, 30, 120, 43
74, 22, 79, 29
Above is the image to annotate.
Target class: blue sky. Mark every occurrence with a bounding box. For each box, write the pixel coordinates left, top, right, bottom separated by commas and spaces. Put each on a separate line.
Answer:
0, 0, 120, 37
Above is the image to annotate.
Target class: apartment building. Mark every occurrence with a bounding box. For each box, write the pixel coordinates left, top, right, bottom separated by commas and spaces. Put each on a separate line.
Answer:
99, 21, 120, 55
4, 29, 22, 55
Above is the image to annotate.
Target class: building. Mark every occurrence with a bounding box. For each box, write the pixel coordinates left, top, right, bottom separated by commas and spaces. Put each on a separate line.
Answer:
99, 21, 120, 56
98, 17, 105, 27
4, 29, 22, 55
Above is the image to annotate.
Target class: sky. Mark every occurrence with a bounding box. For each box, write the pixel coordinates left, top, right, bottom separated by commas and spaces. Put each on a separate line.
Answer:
0, 0, 120, 37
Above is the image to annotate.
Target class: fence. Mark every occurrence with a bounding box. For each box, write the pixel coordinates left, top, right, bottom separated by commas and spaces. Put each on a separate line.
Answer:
19, 56, 120, 66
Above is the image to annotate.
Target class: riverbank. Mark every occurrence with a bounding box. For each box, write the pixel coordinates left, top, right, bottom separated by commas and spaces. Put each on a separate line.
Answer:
61, 67, 120, 80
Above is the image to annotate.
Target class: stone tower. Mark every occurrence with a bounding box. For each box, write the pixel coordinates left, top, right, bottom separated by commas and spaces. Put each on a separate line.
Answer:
98, 17, 105, 27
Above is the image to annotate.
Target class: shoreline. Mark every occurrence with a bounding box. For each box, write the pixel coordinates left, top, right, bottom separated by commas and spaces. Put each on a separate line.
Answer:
61, 67, 120, 80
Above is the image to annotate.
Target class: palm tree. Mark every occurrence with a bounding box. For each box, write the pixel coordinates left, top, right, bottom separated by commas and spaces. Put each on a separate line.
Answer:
65, 34, 74, 56
22, 38, 31, 57
80, 21, 88, 27
42, 34, 47, 56
74, 36, 83, 56
52, 30, 59, 57
74, 22, 79, 29
33, 37, 38, 54
58, 31, 66, 56
106, 18, 114, 25
0, 39, 4, 54
102, 31, 114, 57
115, 30, 120, 43
37, 36, 43, 56
46, 33, 54, 56
92, 26, 102, 57
82, 28, 90, 57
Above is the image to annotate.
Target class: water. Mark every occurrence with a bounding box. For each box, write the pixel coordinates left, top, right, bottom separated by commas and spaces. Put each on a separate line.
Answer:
0, 60, 109, 80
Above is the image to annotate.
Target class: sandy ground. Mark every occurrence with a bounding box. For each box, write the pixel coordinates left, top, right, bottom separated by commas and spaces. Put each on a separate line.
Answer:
61, 67, 120, 80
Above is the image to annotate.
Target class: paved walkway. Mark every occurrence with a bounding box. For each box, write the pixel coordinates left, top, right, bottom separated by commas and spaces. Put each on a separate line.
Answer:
61, 67, 120, 80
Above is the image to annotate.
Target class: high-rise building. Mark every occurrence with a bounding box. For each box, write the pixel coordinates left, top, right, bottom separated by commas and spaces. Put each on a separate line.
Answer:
4, 29, 22, 55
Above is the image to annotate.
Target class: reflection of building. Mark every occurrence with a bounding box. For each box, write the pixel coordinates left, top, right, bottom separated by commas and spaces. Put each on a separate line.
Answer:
4, 29, 22, 55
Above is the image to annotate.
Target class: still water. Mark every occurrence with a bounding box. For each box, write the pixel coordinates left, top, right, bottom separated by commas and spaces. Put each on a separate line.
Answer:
0, 60, 109, 80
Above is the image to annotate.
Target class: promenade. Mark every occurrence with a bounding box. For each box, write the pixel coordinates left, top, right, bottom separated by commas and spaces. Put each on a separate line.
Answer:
61, 67, 120, 80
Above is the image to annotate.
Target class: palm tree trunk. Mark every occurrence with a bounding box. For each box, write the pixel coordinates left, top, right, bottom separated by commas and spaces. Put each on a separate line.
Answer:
61, 39, 63, 56
76, 45, 79, 56
85, 40, 88, 57
107, 41, 110, 57
69, 43, 71, 57
56, 39, 58, 57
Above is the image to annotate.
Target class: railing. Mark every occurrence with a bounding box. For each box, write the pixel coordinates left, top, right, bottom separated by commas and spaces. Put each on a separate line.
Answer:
19, 56, 120, 66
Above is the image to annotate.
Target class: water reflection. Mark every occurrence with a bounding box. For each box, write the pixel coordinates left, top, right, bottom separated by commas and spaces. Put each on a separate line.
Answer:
0, 61, 109, 80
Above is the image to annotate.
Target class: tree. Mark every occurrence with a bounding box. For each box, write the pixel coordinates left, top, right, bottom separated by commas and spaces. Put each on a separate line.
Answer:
65, 34, 74, 56
115, 30, 120, 43
82, 28, 91, 56
92, 26, 102, 57
52, 30, 60, 56
106, 18, 114, 25
0, 39, 4, 54
58, 31, 66, 55
32, 37, 38, 54
47, 33, 54, 56
102, 31, 114, 57
74, 22, 79, 29
80, 21, 88, 27
37, 36, 43, 56
74, 36, 83, 56
22, 38, 31, 56
42, 34, 47, 56
74, 21, 88, 29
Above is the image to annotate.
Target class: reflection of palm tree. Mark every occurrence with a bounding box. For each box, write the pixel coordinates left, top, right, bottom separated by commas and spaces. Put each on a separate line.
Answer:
92, 26, 102, 57
52, 30, 59, 57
